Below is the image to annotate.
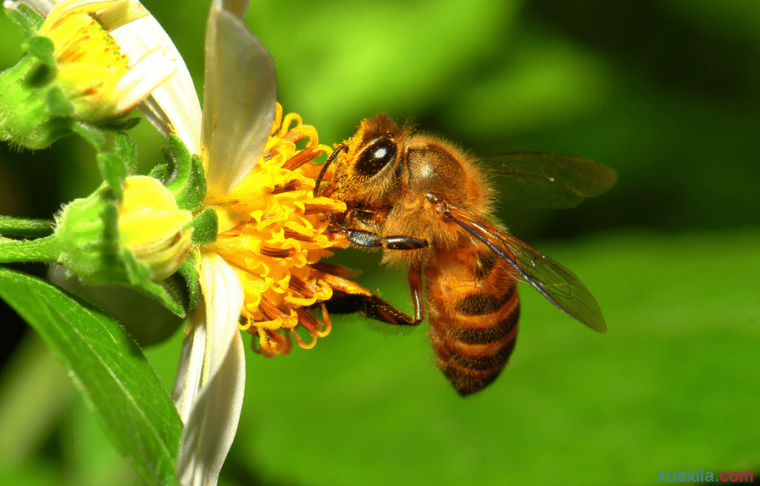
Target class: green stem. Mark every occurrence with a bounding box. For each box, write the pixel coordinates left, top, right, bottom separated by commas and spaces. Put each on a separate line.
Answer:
0, 235, 61, 263
0, 215, 55, 238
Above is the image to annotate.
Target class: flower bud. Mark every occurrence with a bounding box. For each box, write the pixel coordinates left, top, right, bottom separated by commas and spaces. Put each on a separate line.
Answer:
0, 0, 175, 149
56, 176, 193, 286
118, 176, 194, 280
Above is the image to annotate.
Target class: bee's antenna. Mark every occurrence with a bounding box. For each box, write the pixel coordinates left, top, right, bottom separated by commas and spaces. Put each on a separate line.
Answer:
314, 143, 347, 197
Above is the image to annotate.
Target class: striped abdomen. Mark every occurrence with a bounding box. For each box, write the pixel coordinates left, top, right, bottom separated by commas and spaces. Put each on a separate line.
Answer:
425, 245, 520, 396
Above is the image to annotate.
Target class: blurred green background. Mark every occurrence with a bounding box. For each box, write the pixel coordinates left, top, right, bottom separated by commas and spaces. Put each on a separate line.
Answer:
1, 0, 759, 485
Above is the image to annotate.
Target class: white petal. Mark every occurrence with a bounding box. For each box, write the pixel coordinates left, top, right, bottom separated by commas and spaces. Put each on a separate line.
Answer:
219, 0, 249, 20
172, 252, 244, 421
113, 45, 175, 115
177, 330, 245, 486
110, 13, 202, 154
172, 252, 245, 485
171, 305, 206, 424
201, 0, 276, 197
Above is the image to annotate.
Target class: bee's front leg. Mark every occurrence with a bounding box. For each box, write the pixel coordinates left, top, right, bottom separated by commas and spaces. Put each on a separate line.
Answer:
343, 209, 429, 250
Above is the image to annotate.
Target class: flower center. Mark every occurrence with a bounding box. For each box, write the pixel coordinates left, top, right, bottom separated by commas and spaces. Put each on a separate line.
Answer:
204, 105, 352, 358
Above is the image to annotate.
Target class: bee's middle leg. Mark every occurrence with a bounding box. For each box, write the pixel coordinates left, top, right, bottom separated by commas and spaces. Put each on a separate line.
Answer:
345, 230, 428, 250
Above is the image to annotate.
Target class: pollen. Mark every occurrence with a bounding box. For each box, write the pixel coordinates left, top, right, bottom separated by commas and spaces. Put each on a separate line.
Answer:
204, 104, 353, 358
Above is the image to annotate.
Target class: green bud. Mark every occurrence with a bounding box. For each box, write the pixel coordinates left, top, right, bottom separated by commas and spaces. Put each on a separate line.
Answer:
56, 176, 194, 286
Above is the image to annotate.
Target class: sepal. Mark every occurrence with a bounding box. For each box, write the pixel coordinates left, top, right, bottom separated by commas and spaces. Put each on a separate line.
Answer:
4, 2, 45, 39
177, 251, 201, 310
188, 209, 218, 246
158, 134, 208, 211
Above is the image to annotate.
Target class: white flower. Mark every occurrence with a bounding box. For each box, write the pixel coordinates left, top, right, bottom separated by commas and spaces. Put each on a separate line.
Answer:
138, 2, 351, 484
152, 0, 276, 484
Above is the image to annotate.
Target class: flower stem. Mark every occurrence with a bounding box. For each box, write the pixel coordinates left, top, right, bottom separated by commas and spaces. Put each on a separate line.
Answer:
0, 235, 61, 263
0, 215, 55, 238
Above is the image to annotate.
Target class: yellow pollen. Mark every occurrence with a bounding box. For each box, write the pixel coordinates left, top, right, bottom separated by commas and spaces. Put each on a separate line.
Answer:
204, 104, 348, 358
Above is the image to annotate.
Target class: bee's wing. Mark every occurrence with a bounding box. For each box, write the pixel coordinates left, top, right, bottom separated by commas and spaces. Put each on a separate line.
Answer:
479, 152, 617, 209
202, 1, 277, 196
445, 206, 607, 333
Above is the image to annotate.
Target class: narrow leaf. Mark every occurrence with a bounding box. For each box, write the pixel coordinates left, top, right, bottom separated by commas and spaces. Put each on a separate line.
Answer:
177, 254, 201, 310
0, 267, 182, 486
45, 87, 74, 117
97, 152, 128, 199
0, 215, 54, 238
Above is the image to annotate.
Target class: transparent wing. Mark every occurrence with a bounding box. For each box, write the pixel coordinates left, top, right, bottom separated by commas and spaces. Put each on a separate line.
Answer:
445, 206, 607, 333
202, 0, 276, 196
479, 152, 617, 209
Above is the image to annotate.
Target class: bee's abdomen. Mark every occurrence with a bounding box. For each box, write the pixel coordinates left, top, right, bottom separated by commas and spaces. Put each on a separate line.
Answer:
427, 257, 520, 396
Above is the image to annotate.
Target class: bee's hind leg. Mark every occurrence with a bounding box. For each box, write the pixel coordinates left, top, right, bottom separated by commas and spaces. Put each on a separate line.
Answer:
324, 290, 421, 327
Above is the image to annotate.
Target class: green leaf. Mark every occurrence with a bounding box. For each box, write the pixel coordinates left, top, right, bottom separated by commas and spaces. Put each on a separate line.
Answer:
163, 135, 207, 211
120, 249, 185, 318
149, 163, 170, 183
98, 117, 141, 132
97, 153, 128, 200
140, 278, 187, 319
71, 122, 106, 151
0, 216, 54, 238
45, 87, 74, 117
0, 268, 182, 486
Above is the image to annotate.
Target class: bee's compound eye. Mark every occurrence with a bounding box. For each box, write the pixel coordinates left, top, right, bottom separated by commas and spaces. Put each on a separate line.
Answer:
355, 137, 397, 177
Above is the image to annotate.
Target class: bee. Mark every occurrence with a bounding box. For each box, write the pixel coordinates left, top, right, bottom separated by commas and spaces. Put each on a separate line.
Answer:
314, 115, 616, 396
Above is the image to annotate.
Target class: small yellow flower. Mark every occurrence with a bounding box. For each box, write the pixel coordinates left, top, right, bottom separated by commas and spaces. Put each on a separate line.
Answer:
36, 0, 174, 121
119, 176, 193, 280
54, 173, 193, 290
2, 0, 188, 149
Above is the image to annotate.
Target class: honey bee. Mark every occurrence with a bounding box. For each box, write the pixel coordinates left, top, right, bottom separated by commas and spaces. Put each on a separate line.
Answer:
314, 115, 616, 396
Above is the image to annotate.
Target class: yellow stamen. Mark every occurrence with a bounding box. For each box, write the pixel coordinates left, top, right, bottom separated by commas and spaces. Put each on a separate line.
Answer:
205, 104, 348, 357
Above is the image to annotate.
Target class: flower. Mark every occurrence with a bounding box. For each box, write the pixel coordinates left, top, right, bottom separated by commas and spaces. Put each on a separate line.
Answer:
117, 175, 193, 280
148, 1, 364, 484
0, 0, 182, 148
56, 174, 193, 284
35, 0, 173, 121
